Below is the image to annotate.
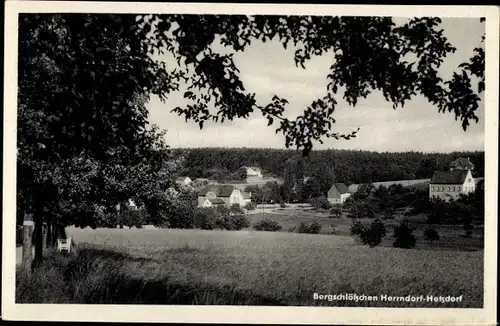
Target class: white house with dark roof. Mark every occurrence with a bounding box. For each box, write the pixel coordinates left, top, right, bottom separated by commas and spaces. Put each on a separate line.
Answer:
327, 183, 351, 204
242, 166, 265, 184
175, 176, 192, 186
242, 166, 263, 178
197, 184, 252, 208
429, 157, 476, 201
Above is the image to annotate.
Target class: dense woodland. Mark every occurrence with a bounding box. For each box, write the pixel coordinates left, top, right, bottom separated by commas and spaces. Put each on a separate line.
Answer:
172, 148, 485, 188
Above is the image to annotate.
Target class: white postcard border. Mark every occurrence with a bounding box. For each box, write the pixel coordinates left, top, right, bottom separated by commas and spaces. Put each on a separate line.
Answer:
3, 2, 499, 325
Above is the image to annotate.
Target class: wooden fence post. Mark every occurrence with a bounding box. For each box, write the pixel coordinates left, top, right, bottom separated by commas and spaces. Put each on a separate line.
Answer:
22, 213, 34, 277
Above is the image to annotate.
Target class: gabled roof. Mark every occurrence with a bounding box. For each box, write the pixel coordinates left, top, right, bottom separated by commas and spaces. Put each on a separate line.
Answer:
331, 183, 350, 194
198, 184, 236, 197
242, 191, 252, 199
176, 176, 190, 182
430, 170, 469, 184
208, 198, 225, 205
450, 157, 475, 170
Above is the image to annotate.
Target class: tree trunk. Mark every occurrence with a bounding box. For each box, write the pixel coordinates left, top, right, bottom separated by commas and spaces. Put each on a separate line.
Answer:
42, 223, 48, 248
46, 221, 52, 247
33, 214, 43, 263
52, 223, 59, 245
59, 224, 67, 239
21, 213, 34, 278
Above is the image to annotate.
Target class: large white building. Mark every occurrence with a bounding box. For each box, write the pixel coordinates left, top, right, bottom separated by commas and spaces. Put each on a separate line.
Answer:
429, 157, 476, 201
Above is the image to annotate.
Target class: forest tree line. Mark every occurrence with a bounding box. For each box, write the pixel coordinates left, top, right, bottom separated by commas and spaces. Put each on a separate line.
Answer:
172, 148, 485, 188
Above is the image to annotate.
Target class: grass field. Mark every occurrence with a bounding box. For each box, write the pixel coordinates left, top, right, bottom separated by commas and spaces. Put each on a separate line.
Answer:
16, 226, 483, 307
246, 209, 484, 251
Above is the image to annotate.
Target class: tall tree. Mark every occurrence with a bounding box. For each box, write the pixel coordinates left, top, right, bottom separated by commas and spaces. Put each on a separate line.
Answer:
18, 14, 177, 262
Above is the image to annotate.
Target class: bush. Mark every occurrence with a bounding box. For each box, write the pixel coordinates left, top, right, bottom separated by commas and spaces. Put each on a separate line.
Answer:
216, 214, 250, 231
296, 221, 322, 234
424, 227, 440, 243
463, 218, 474, 238
162, 201, 196, 229
119, 208, 149, 228
350, 220, 365, 236
229, 204, 245, 215
244, 202, 257, 211
253, 219, 282, 232
308, 196, 332, 210
348, 201, 375, 219
193, 208, 218, 230
393, 220, 417, 249
360, 218, 387, 248
329, 205, 342, 218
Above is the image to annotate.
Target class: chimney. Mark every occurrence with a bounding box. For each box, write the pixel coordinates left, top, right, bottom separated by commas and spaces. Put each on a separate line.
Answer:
468, 157, 470, 162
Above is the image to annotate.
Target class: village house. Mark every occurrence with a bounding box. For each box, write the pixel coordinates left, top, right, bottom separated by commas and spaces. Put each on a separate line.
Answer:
175, 176, 192, 186
242, 166, 265, 184
197, 184, 252, 208
429, 157, 476, 201
327, 183, 351, 204
242, 166, 263, 178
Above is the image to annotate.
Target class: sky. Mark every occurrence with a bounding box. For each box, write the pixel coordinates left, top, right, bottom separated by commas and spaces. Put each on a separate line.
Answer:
146, 17, 485, 153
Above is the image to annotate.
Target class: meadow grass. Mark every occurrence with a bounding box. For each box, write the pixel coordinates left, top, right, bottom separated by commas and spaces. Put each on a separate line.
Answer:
247, 211, 484, 251
16, 227, 483, 307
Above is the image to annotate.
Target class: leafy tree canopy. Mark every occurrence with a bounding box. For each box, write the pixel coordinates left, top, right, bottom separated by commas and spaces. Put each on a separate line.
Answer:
18, 14, 178, 234
138, 14, 485, 154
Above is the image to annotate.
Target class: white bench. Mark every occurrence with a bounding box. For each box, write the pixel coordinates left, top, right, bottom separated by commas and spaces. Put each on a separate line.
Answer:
57, 237, 72, 253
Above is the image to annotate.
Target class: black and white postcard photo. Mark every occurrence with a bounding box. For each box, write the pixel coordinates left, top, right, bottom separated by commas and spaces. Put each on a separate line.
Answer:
2, 2, 499, 325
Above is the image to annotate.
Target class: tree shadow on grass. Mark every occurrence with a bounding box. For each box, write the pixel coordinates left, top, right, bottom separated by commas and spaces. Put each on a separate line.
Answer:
17, 246, 287, 306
